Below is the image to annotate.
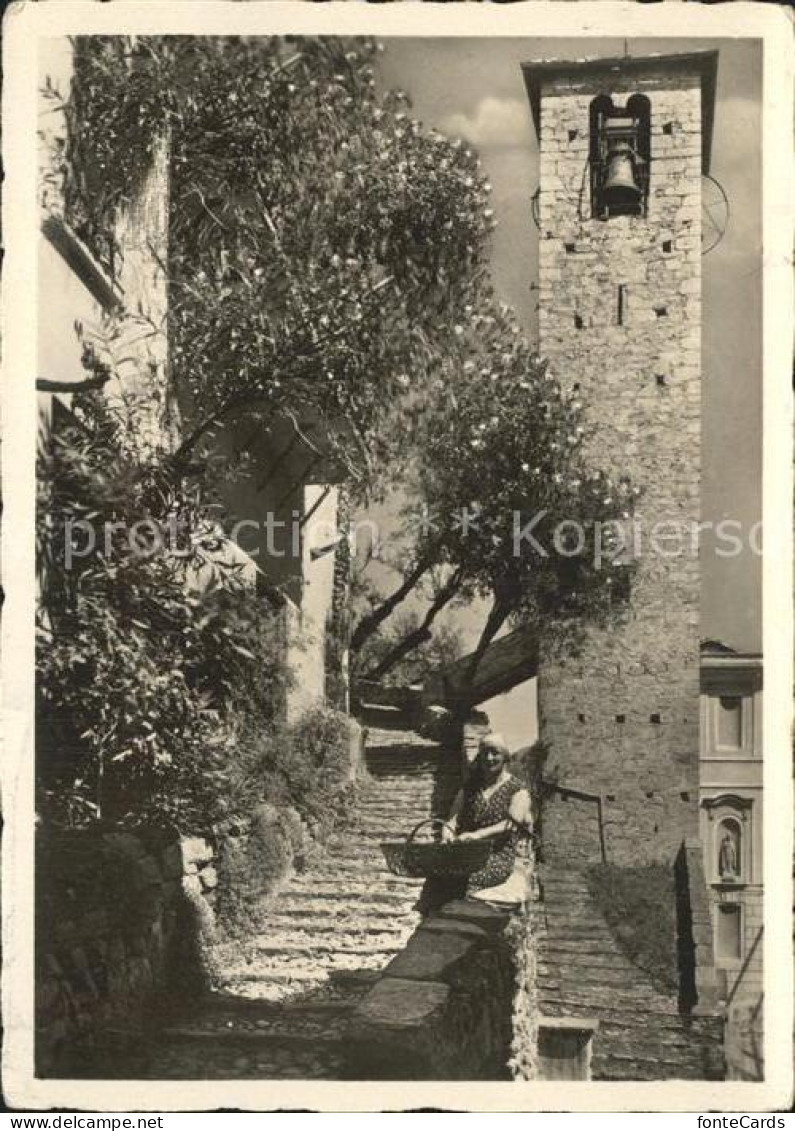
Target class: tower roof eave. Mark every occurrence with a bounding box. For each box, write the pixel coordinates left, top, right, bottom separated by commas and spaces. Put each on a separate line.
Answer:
521, 50, 719, 174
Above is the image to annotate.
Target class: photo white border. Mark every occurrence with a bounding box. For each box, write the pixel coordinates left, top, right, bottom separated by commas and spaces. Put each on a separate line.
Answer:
3, 0, 793, 1113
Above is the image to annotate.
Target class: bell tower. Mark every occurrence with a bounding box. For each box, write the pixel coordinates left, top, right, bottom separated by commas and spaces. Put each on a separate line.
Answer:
522, 52, 718, 865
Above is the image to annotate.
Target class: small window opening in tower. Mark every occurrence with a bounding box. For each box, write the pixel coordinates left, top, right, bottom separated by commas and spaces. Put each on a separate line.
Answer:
654, 305, 668, 319
590, 93, 651, 219
656, 373, 666, 388
568, 129, 578, 142
616, 714, 626, 724
680, 791, 690, 802
662, 239, 673, 254
650, 712, 661, 724
565, 242, 576, 254
574, 313, 584, 329
663, 121, 674, 136
577, 713, 586, 723
611, 570, 632, 605
617, 284, 628, 325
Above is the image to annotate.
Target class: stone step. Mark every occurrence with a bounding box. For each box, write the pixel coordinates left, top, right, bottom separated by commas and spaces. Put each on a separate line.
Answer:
542, 906, 615, 922
284, 871, 423, 893
220, 965, 383, 991
160, 1021, 350, 1048
540, 888, 597, 903
541, 924, 618, 942
350, 822, 445, 839
540, 866, 590, 879
538, 960, 654, 985
144, 1035, 346, 1080
363, 734, 441, 750
275, 887, 418, 911
239, 949, 398, 978
362, 725, 438, 742
538, 870, 592, 884
364, 760, 453, 775
539, 937, 628, 957
320, 847, 406, 869
257, 913, 414, 937
592, 1052, 712, 1081
595, 1027, 713, 1058
258, 902, 418, 929
353, 801, 441, 816
193, 994, 358, 1021
351, 807, 443, 822
539, 990, 681, 1018
249, 935, 406, 959
325, 829, 435, 848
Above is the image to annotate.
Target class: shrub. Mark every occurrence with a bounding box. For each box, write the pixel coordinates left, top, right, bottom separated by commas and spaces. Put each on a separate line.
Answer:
212, 706, 354, 932
36, 391, 291, 830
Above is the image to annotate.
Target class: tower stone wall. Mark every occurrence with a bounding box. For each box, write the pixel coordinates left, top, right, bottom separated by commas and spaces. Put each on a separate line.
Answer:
527, 56, 713, 865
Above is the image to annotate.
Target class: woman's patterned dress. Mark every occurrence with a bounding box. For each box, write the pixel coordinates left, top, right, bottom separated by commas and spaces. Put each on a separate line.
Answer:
458, 773, 525, 891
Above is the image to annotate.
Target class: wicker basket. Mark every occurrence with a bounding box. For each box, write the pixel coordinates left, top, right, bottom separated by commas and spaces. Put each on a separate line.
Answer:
381, 818, 491, 879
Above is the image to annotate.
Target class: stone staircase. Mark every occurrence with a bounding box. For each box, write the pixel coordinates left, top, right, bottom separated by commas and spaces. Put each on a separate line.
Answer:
127, 701, 459, 1080
537, 864, 724, 1080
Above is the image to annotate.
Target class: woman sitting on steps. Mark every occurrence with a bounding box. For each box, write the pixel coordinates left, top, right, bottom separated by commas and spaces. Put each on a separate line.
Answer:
443, 732, 532, 893
419, 733, 532, 910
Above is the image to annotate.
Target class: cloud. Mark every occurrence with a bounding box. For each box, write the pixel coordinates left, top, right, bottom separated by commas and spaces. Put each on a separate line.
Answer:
439, 96, 531, 151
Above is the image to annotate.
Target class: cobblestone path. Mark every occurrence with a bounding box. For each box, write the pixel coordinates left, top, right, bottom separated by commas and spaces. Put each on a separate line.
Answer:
133, 704, 459, 1079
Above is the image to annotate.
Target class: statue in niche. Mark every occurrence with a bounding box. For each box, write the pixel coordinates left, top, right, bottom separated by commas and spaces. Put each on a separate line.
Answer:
718, 826, 740, 881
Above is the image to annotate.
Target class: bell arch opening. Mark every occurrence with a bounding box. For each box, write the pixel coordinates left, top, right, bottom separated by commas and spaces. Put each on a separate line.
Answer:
589, 93, 651, 220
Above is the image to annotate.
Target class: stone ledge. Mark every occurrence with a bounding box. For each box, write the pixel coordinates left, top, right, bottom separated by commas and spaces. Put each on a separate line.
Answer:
353, 976, 451, 1031
383, 924, 489, 986
538, 1014, 599, 1032
347, 897, 516, 1079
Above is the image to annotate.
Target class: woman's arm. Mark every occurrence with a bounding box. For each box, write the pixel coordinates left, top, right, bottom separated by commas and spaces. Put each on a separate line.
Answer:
457, 820, 509, 842
457, 789, 531, 842
441, 789, 464, 842
509, 788, 532, 832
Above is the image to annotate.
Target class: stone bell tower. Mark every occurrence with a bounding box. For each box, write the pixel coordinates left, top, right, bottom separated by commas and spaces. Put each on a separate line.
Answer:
522, 52, 718, 865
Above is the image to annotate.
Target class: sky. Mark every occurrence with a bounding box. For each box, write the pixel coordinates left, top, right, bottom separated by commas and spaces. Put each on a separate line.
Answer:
376, 37, 763, 660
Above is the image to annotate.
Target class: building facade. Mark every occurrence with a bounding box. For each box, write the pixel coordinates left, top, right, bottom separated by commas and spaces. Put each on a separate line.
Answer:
699, 642, 764, 1079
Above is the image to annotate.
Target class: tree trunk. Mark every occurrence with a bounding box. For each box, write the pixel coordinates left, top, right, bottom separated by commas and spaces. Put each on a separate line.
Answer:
350, 555, 435, 653
454, 598, 511, 716
364, 569, 463, 681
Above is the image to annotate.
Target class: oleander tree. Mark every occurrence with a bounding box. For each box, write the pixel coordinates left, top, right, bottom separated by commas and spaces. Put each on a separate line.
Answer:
351, 302, 639, 693
59, 35, 497, 486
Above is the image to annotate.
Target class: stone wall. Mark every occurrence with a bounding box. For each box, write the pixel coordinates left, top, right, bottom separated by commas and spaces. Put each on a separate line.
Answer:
675, 838, 721, 1009
35, 826, 216, 1077
347, 899, 516, 1080
725, 997, 764, 1081
534, 59, 706, 866
103, 129, 175, 458
723, 888, 764, 1080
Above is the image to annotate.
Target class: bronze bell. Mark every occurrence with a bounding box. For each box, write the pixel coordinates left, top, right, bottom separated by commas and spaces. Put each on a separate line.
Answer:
602, 142, 642, 209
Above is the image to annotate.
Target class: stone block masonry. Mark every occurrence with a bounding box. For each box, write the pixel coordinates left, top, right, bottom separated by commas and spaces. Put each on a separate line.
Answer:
35, 826, 217, 1076
530, 57, 711, 866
